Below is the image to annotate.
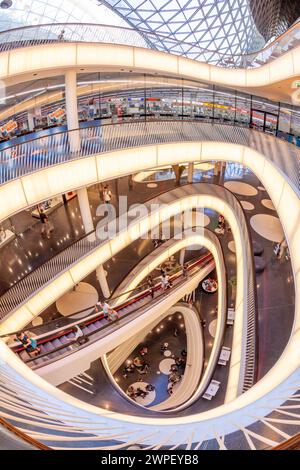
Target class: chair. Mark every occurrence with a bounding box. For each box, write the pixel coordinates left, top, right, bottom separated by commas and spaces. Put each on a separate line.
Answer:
218, 359, 227, 366
202, 392, 212, 400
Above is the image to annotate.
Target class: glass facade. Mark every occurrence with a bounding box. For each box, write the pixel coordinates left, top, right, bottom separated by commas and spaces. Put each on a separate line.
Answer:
1, 71, 300, 146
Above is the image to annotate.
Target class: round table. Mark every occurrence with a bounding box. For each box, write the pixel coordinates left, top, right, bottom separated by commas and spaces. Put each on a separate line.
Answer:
126, 382, 156, 406
202, 279, 218, 293
209, 319, 217, 338
159, 358, 176, 375
228, 241, 236, 253
56, 282, 99, 318
32, 316, 43, 327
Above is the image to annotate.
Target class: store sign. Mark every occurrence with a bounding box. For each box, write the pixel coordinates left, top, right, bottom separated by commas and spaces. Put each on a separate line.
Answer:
48, 107, 65, 123
0, 119, 17, 135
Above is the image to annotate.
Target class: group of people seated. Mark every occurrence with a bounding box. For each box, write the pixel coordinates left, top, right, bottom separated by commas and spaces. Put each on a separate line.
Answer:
122, 347, 150, 379
202, 277, 218, 293
126, 383, 155, 401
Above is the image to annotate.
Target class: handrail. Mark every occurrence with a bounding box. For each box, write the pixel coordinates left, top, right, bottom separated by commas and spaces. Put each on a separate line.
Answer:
0, 20, 299, 68
0, 417, 50, 450
272, 433, 300, 450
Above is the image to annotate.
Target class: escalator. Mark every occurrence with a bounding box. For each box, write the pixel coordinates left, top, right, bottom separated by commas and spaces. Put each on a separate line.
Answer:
11, 252, 214, 370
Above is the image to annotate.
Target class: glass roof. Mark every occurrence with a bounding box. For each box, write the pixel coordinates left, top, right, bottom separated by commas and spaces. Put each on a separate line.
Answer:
0, 0, 267, 65
100, 0, 265, 63
0, 0, 125, 31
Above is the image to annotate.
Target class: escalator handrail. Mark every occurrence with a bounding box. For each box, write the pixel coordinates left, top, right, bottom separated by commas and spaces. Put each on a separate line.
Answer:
18, 255, 214, 366
10, 251, 211, 351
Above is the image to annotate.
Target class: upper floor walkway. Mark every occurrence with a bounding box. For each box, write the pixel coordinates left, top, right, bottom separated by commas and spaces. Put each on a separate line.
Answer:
0, 19, 300, 69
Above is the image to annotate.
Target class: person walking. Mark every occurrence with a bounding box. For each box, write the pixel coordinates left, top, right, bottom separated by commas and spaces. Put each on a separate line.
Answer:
39, 208, 52, 239
147, 275, 155, 298
99, 300, 110, 320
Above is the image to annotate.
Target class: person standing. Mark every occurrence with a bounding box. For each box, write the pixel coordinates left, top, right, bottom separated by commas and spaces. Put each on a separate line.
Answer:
279, 238, 288, 260
161, 273, 170, 291
182, 263, 188, 279
72, 325, 88, 345
99, 300, 110, 320
103, 185, 112, 205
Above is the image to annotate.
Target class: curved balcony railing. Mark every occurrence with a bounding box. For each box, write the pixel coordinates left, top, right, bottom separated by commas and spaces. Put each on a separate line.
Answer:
1, 119, 300, 194
0, 19, 299, 68
1, 345, 300, 449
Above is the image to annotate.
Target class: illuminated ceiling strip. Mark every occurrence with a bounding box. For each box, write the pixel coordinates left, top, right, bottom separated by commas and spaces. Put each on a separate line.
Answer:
0, 42, 299, 91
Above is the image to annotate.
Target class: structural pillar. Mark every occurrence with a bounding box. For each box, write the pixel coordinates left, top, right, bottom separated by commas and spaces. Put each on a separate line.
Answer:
187, 162, 194, 183
214, 162, 220, 176
65, 70, 80, 152
179, 248, 186, 266
77, 187, 95, 242
27, 112, 35, 131
96, 264, 110, 299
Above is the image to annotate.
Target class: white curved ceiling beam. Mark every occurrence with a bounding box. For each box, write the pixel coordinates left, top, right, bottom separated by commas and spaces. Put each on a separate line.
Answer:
0, 43, 300, 102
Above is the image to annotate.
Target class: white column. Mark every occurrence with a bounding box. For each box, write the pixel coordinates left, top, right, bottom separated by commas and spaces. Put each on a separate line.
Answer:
179, 248, 186, 266
214, 162, 220, 176
96, 264, 110, 299
77, 188, 95, 242
65, 70, 80, 152
187, 162, 194, 183
27, 112, 35, 131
